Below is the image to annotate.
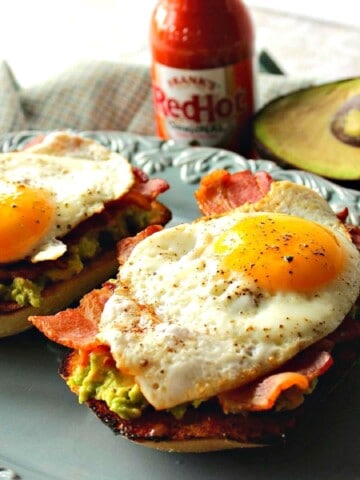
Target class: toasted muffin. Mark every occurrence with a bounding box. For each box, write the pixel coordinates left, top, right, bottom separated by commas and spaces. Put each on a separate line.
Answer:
29, 173, 360, 451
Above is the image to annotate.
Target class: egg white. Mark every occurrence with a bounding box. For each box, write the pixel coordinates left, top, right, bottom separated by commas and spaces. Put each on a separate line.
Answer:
0, 133, 134, 262
98, 181, 360, 410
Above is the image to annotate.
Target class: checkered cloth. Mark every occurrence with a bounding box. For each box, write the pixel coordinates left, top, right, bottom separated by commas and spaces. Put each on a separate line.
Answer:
0, 59, 312, 135
0, 60, 156, 135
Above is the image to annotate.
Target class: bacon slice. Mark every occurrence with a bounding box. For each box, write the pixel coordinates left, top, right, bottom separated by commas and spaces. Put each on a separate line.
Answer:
219, 372, 310, 413
335, 207, 360, 250
28, 190, 359, 414
29, 281, 115, 350
218, 349, 333, 413
195, 169, 273, 216
336, 207, 349, 223
119, 168, 169, 209
28, 226, 161, 349
117, 225, 163, 266
347, 224, 360, 250
31, 265, 358, 413
132, 172, 169, 200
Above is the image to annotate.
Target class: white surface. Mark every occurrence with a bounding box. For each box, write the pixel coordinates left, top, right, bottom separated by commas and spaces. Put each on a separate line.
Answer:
0, 1, 359, 86
1, 0, 155, 86
246, 0, 360, 28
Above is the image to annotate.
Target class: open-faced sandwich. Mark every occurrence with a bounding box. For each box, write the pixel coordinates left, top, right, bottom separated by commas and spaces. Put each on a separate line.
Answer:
30, 170, 360, 451
0, 132, 171, 337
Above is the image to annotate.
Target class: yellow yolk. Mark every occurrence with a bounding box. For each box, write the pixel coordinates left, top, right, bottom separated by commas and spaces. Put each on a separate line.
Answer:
0, 184, 55, 263
214, 213, 345, 293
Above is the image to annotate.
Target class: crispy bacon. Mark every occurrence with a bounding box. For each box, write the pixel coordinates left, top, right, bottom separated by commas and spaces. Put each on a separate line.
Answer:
28, 225, 162, 349
117, 225, 163, 266
28, 166, 360, 424
29, 281, 115, 350
195, 169, 273, 216
219, 349, 333, 413
31, 270, 359, 413
335, 207, 360, 250
336, 207, 349, 223
117, 168, 169, 210
346, 224, 360, 250
131, 167, 170, 200
219, 372, 310, 413
196, 171, 360, 250
58, 325, 359, 446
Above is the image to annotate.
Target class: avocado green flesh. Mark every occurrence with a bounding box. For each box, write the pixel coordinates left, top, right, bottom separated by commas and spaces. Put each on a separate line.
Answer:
254, 78, 360, 181
0, 205, 155, 308
343, 108, 360, 137
68, 352, 148, 420
0, 278, 43, 308
67, 351, 203, 420
66, 342, 330, 419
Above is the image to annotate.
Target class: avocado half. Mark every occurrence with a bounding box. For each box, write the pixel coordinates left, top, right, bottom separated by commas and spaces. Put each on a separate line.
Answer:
254, 78, 360, 181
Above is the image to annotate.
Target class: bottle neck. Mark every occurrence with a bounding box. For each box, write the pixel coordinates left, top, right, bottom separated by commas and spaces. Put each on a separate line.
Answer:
159, 0, 244, 11
151, 0, 254, 68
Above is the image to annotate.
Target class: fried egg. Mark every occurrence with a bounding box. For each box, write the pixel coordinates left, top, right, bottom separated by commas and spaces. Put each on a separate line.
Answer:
98, 180, 360, 410
0, 132, 134, 263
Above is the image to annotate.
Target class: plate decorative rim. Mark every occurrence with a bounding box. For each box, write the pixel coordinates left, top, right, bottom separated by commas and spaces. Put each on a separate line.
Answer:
0, 129, 359, 224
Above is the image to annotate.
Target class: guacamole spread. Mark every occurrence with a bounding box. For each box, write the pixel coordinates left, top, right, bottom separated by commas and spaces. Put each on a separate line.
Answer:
67, 351, 148, 420
0, 277, 43, 308
67, 349, 204, 421
0, 205, 156, 308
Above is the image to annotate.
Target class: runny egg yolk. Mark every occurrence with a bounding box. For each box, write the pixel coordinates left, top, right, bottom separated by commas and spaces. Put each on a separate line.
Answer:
0, 184, 55, 263
214, 213, 345, 293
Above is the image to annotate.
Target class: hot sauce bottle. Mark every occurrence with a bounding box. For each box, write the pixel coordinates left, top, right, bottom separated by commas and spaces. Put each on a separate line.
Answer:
150, 0, 255, 155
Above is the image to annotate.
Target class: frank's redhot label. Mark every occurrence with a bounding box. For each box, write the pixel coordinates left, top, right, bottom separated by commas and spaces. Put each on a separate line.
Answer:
151, 59, 255, 154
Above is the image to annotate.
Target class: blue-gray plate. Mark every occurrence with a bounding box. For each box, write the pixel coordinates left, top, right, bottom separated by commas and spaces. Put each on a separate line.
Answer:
0, 131, 359, 480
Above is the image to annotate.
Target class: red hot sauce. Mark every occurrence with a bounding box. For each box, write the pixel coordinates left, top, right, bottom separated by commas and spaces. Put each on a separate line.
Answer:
150, 0, 255, 155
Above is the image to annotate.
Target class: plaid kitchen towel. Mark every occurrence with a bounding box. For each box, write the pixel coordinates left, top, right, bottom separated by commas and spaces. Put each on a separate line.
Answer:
0, 59, 313, 135
0, 60, 156, 135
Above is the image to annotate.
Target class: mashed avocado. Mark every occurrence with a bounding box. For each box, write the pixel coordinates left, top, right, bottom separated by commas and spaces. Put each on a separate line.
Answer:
44, 236, 99, 283
67, 350, 204, 420
0, 277, 43, 307
68, 349, 323, 419
0, 205, 156, 308
68, 351, 148, 420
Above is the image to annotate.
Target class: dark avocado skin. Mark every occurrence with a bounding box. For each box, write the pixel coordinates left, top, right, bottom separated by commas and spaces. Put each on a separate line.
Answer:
253, 78, 360, 185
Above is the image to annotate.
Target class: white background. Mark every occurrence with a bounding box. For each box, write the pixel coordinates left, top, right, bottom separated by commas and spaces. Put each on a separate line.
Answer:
246, 0, 360, 28
0, 0, 359, 86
